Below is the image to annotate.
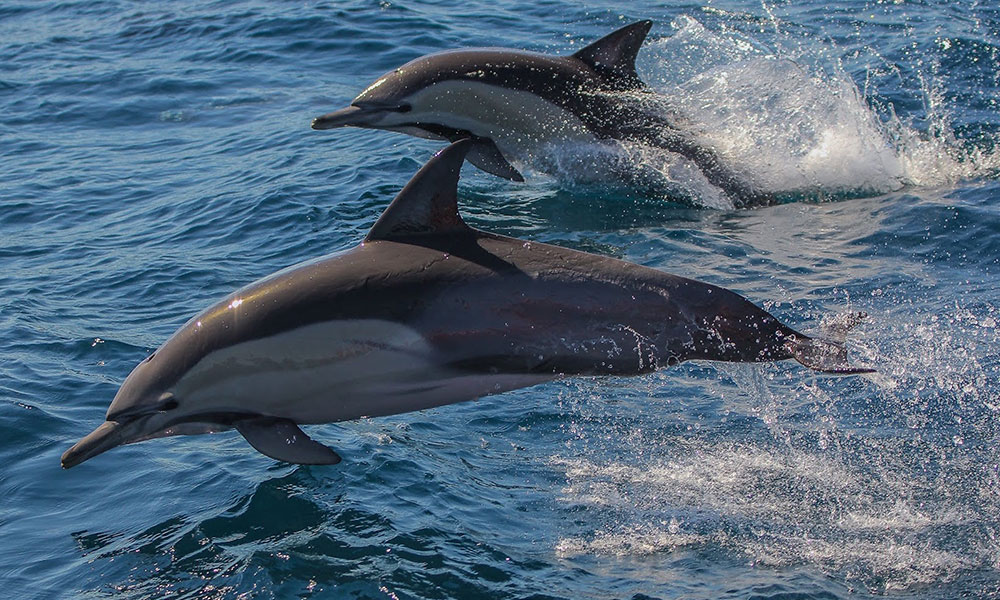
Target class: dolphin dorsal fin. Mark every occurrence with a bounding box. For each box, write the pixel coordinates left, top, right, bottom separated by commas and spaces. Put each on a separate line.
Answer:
365, 139, 474, 241
571, 20, 652, 91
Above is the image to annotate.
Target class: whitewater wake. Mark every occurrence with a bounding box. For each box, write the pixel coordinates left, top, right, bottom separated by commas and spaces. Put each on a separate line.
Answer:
526, 15, 1000, 208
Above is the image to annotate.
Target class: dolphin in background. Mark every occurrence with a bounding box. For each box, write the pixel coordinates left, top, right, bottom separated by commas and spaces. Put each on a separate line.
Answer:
62, 140, 871, 469
312, 21, 762, 204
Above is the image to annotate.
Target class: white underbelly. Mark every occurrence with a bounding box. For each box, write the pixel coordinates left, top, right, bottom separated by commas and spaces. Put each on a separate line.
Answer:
173, 319, 552, 423
394, 80, 598, 149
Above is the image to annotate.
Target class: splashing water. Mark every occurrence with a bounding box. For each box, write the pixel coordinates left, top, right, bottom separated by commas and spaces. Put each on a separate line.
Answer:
551, 284, 1000, 594
4, 1, 1000, 598
553, 444, 979, 592
529, 15, 1000, 208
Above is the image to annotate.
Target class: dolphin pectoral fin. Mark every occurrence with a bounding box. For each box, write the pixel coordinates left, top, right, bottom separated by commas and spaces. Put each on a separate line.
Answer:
467, 138, 525, 182
235, 417, 342, 465
786, 333, 875, 375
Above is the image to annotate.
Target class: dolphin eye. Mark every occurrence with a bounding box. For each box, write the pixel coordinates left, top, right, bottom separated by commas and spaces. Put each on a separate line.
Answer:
396, 103, 412, 113
161, 399, 179, 411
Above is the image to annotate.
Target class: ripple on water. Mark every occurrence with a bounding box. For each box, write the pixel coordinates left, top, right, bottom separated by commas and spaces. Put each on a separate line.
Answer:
2, 1, 1000, 599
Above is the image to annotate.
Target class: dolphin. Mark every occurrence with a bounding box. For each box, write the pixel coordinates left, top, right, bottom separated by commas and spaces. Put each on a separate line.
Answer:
311, 21, 758, 203
62, 139, 871, 469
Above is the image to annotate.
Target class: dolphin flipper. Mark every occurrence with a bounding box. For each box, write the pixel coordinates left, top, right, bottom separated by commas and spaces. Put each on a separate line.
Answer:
235, 417, 342, 465
467, 138, 525, 182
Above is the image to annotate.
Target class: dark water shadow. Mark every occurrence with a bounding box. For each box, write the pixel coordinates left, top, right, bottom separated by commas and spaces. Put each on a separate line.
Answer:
66, 449, 559, 599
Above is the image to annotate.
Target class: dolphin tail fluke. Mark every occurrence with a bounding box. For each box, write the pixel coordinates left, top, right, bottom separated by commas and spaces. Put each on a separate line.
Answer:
235, 417, 342, 465
467, 137, 524, 182
572, 20, 653, 90
786, 312, 875, 374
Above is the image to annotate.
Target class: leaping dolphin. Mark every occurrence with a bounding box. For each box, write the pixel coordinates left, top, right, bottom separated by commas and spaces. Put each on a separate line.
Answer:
312, 21, 759, 204
62, 140, 871, 469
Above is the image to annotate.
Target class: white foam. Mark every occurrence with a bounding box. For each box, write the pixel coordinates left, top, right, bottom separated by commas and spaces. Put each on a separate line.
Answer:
525, 15, 998, 207
552, 438, 991, 591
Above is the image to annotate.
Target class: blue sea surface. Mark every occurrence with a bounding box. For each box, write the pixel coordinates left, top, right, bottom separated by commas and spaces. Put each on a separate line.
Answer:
2, 1, 999, 598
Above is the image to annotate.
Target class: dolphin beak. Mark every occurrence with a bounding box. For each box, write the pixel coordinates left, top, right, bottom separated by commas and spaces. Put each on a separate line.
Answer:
311, 105, 373, 130
61, 421, 125, 469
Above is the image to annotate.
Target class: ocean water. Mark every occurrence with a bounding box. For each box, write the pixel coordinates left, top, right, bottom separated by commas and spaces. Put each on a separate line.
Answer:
2, 0, 999, 598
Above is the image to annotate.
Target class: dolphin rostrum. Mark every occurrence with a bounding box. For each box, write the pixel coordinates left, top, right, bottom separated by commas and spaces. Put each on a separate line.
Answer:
62, 140, 871, 469
312, 21, 759, 204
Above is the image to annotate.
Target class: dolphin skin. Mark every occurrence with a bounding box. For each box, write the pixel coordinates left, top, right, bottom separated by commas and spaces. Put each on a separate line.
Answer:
62, 140, 871, 469
312, 21, 758, 203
